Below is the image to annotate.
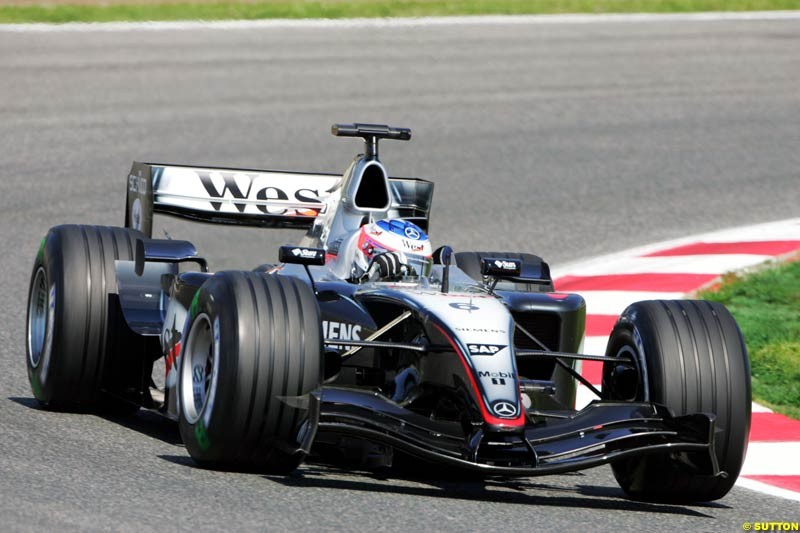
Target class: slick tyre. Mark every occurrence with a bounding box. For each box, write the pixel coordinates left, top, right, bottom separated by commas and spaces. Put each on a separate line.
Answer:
603, 300, 751, 503
26, 225, 144, 411
178, 272, 323, 474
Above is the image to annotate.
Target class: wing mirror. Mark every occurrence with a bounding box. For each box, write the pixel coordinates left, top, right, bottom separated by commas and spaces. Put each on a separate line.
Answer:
433, 245, 454, 293
278, 246, 326, 266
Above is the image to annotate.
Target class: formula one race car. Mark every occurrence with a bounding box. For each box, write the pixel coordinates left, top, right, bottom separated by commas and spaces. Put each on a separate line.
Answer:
25, 123, 751, 503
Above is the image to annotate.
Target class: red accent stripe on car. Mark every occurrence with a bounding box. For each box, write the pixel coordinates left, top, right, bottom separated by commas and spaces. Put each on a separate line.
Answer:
743, 475, 800, 492
432, 323, 525, 428
643, 240, 800, 257
750, 412, 800, 442
555, 273, 717, 293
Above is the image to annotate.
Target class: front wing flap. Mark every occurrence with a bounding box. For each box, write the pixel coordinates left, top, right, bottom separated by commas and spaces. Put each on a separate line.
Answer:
316, 389, 719, 477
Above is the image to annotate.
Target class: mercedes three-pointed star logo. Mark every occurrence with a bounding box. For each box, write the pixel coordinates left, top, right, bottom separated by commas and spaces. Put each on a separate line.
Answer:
404, 226, 421, 240
492, 400, 518, 417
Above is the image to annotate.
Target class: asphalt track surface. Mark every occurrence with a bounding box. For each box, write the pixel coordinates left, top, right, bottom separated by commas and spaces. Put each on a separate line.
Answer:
1, 16, 800, 532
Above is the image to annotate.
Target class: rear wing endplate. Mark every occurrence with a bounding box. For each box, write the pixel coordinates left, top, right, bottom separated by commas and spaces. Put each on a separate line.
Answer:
124, 162, 434, 237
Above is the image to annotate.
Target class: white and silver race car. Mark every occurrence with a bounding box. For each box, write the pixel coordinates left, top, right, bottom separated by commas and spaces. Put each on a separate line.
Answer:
26, 123, 750, 502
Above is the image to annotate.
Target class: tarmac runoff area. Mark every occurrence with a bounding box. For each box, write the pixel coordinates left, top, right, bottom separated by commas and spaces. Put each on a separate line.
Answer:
552, 218, 800, 503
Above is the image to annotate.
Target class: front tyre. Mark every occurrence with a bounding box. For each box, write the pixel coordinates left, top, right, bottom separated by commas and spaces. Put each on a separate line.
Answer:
178, 272, 323, 473
603, 300, 751, 503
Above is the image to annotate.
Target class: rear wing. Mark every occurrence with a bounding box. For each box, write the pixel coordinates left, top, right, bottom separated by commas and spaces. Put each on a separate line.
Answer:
124, 162, 434, 237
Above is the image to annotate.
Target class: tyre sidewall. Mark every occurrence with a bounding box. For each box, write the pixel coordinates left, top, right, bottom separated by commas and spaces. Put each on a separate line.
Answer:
602, 317, 650, 403
26, 234, 62, 405
27, 228, 91, 406
178, 276, 239, 464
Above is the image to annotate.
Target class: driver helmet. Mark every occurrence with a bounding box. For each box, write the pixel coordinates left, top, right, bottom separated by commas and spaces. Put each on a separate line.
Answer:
354, 219, 433, 278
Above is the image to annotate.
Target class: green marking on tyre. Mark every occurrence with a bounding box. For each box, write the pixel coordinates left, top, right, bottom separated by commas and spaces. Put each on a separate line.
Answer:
36, 237, 46, 262
189, 289, 201, 318
30, 371, 42, 398
195, 419, 211, 451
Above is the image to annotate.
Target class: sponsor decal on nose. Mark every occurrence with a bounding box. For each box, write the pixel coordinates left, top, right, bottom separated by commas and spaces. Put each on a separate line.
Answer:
449, 302, 479, 311
491, 400, 518, 418
468, 344, 506, 355
404, 226, 421, 240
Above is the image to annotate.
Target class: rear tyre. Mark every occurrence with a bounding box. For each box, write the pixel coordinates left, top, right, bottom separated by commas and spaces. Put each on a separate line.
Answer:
603, 300, 751, 503
26, 225, 144, 411
178, 272, 323, 473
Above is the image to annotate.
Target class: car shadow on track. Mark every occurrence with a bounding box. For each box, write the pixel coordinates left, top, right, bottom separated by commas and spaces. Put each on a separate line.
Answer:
8, 396, 183, 446
8, 396, 44, 410
9, 395, 726, 517
99, 409, 183, 445
258, 462, 726, 517
154, 452, 728, 516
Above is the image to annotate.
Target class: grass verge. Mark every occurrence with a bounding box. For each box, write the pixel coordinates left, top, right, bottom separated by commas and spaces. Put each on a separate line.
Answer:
1, 0, 800, 24
698, 259, 800, 420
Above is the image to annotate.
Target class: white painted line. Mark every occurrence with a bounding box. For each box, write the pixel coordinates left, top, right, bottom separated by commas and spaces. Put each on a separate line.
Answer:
703, 221, 800, 243
3, 11, 800, 33
752, 402, 774, 414
575, 336, 607, 409
583, 336, 609, 360
737, 477, 800, 503
740, 442, 800, 476
575, 384, 598, 410
577, 290, 684, 316
562, 254, 772, 277
552, 218, 800, 279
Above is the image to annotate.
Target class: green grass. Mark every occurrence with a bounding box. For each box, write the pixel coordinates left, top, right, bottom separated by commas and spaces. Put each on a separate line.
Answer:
698, 260, 800, 420
1, 0, 800, 24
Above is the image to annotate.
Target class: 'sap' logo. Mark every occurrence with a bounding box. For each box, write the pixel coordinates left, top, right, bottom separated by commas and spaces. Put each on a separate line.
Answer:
467, 344, 505, 356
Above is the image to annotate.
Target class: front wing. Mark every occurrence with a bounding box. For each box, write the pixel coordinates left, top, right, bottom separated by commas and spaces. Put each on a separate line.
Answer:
316, 388, 720, 477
